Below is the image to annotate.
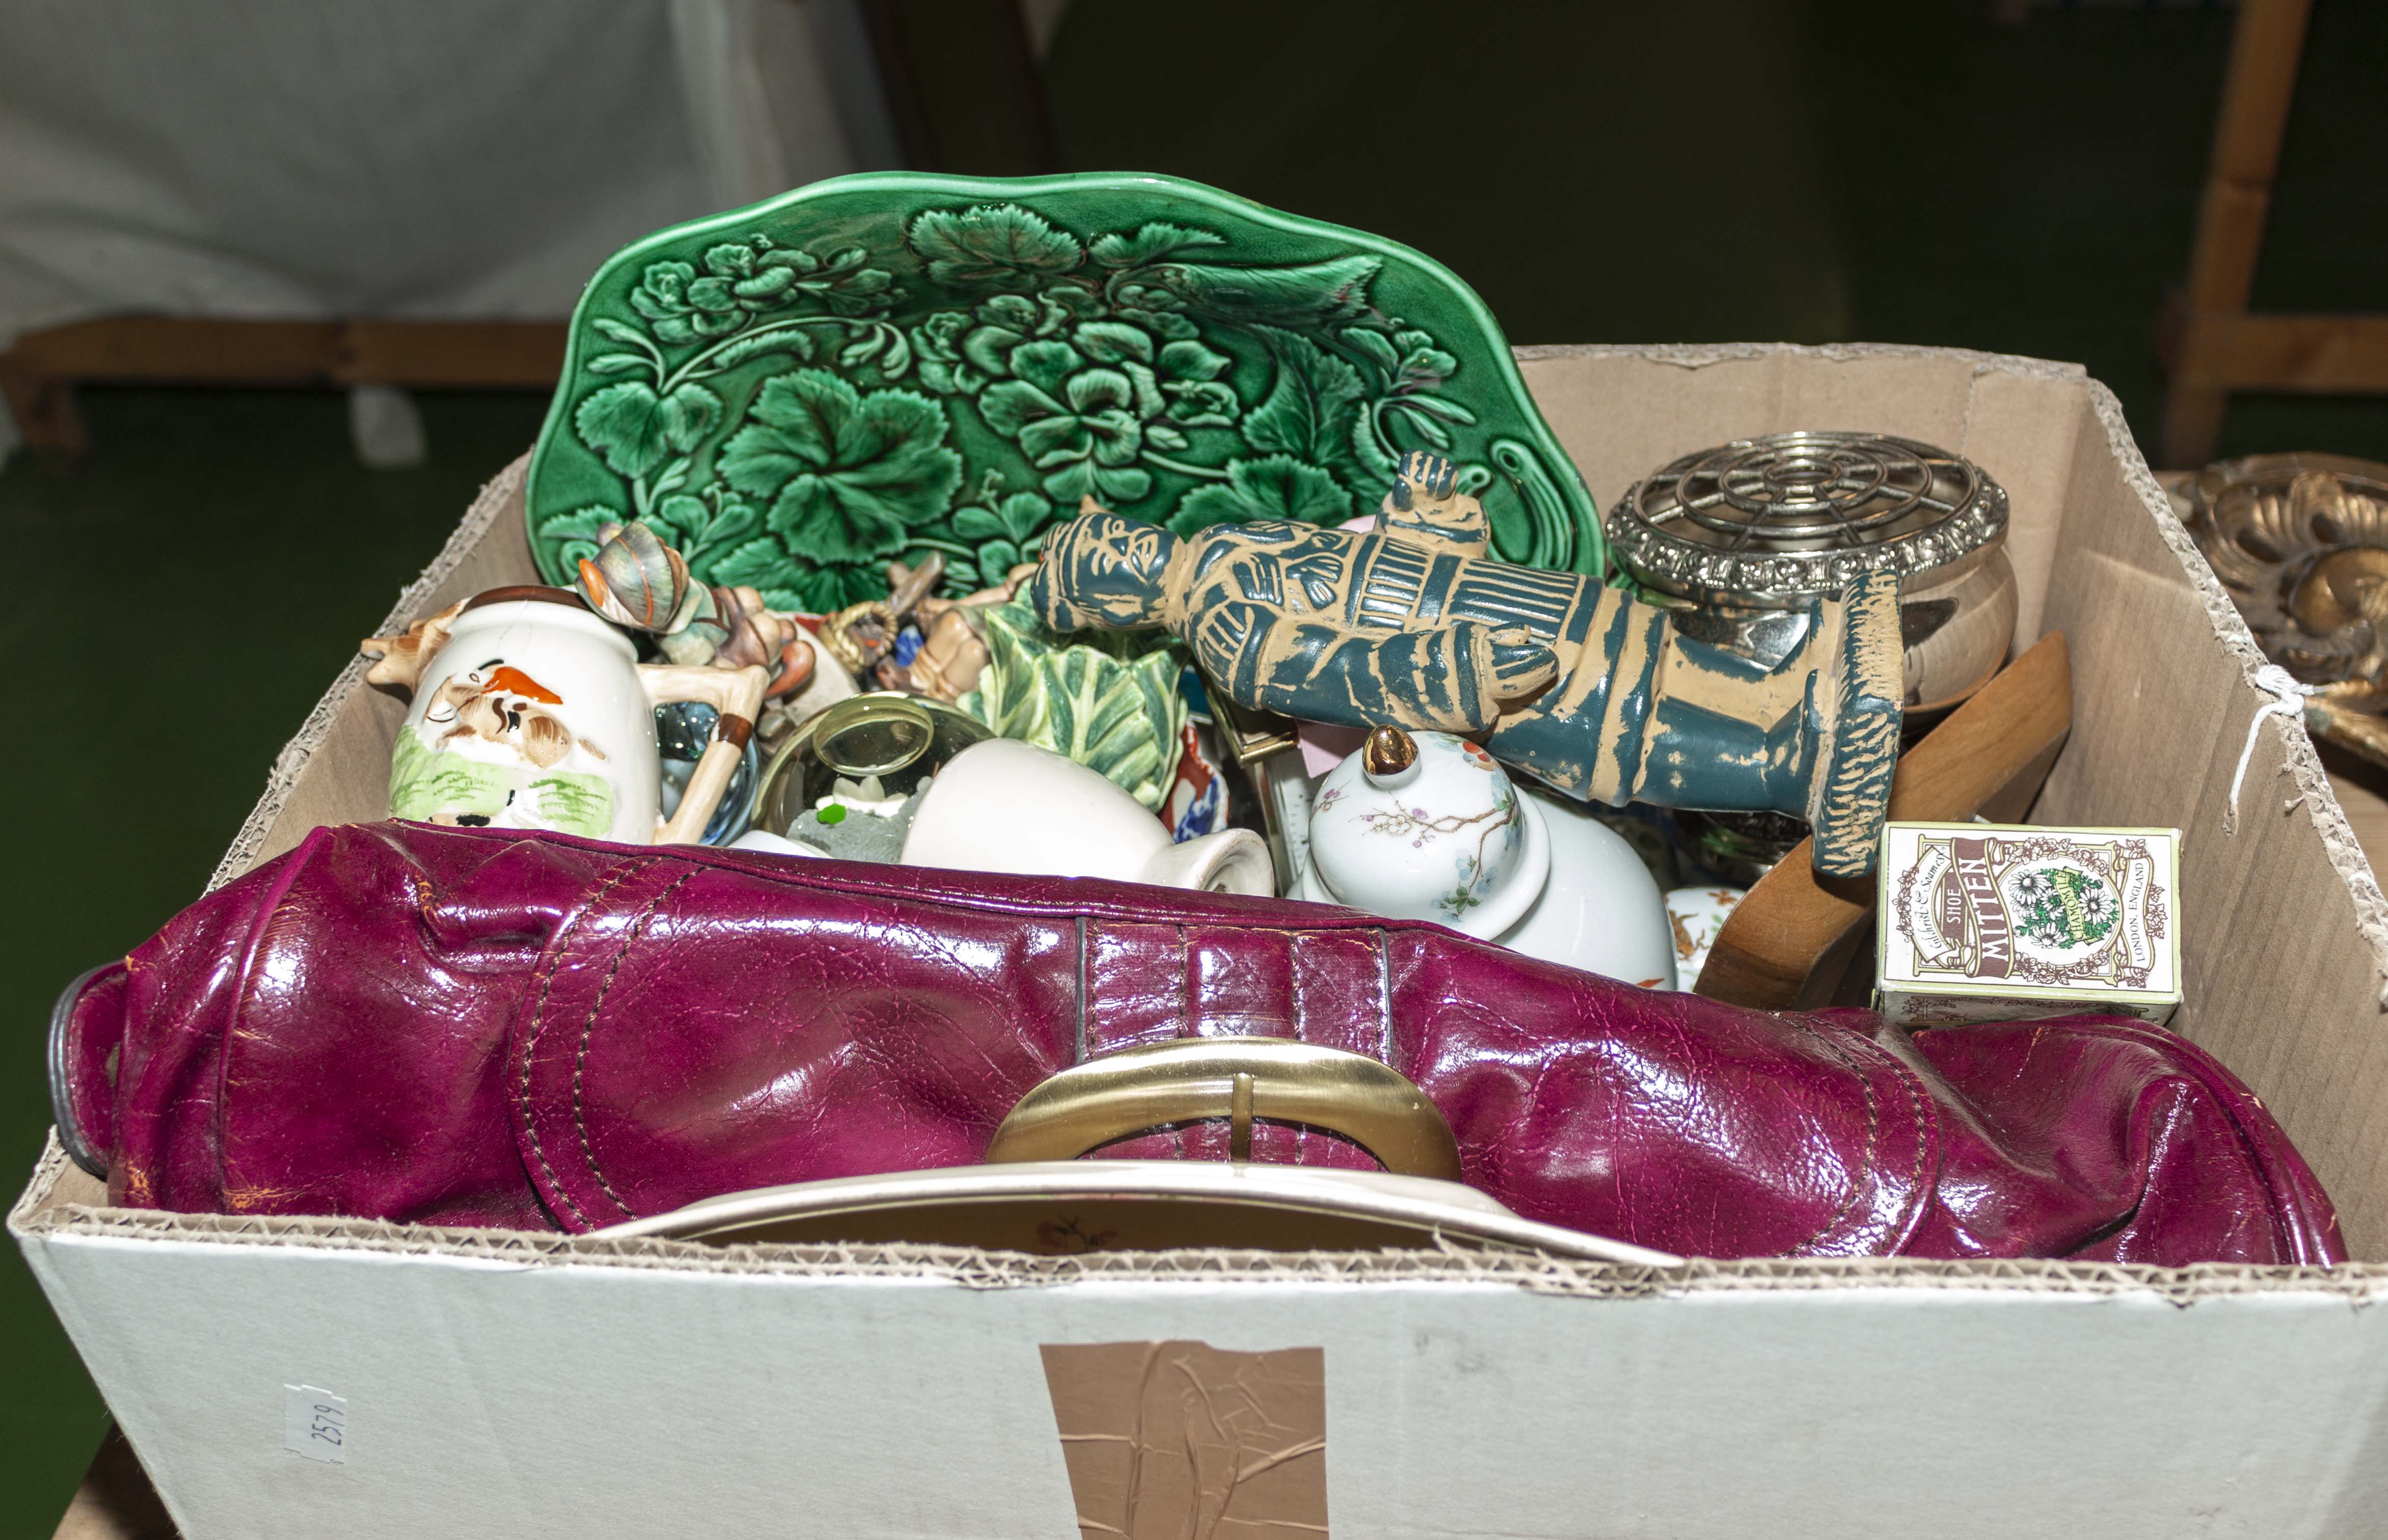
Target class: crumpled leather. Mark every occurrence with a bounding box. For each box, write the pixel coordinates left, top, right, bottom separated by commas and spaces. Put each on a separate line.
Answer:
55, 822, 2343, 1264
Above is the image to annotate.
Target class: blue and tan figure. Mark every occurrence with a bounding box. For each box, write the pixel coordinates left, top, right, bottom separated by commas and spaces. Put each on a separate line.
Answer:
1032, 451, 1905, 877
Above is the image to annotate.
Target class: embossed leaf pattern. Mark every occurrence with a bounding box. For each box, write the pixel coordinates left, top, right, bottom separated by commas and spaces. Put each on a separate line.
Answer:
631, 241, 893, 345
908, 204, 1083, 289
949, 491, 1057, 584
1171, 454, 1350, 535
1241, 330, 1368, 471
963, 598, 1186, 808
575, 382, 674, 479
642, 490, 760, 575
718, 369, 963, 566
535, 193, 1590, 604
1088, 221, 1225, 268
709, 535, 881, 612
537, 505, 621, 573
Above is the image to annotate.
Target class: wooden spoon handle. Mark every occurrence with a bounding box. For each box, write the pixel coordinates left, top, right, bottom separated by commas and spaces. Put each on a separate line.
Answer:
1693, 631, 2074, 1010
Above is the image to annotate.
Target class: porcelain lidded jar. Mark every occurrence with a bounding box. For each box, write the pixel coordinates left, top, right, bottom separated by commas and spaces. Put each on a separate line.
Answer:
1301, 728, 1549, 938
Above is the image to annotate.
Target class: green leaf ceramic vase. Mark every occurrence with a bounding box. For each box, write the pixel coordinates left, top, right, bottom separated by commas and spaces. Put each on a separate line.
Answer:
525, 172, 1602, 614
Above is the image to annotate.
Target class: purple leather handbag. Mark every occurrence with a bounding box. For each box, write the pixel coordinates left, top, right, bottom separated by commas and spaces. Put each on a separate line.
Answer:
50, 821, 2342, 1264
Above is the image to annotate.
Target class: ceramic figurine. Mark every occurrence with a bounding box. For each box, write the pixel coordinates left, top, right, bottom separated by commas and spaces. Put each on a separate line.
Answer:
1161, 721, 1230, 842
899, 560, 1037, 701
576, 519, 816, 696
1295, 726, 1676, 986
902, 738, 1272, 895
524, 172, 1602, 616
364, 587, 767, 845
819, 597, 898, 678
1034, 453, 1906, 877
905, 608, 990, 701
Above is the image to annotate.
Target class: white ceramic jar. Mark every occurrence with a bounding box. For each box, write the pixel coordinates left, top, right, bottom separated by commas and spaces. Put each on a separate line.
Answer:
1297, 729, 1677, 987
385, 589, 763, 845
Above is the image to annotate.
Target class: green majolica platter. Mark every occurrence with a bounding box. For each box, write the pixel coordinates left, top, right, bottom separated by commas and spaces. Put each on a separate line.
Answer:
525, 172, 1600, 610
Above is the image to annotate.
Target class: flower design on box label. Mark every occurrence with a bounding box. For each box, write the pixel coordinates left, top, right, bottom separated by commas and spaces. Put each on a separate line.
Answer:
1894, 833, 2164, 989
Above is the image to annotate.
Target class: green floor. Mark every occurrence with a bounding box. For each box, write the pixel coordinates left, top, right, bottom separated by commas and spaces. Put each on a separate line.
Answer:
5, 2, 2386, 1532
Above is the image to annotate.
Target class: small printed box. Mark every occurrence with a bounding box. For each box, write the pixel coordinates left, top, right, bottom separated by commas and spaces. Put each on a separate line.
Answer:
1877, 822, 2181, 1026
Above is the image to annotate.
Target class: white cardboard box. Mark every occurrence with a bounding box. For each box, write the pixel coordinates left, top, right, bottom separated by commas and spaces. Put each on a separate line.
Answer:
19, 343, 2388, 1539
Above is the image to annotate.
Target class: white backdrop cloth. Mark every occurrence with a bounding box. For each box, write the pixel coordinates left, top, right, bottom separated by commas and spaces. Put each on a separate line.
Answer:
0, 0, 881, 345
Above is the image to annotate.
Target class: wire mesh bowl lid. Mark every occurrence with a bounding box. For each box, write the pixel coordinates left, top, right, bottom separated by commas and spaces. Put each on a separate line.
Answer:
1607, 431, 2010, 605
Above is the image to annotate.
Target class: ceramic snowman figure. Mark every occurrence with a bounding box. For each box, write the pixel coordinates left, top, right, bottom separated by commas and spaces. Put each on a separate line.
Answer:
1298, 727, 1678, 988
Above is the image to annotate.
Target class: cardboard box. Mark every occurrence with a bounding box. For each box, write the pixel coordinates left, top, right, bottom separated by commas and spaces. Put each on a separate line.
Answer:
17, 344, 2388, 1539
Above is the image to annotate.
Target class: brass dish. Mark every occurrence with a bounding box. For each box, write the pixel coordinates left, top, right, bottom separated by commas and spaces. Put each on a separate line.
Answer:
2188, 452, 2388, 768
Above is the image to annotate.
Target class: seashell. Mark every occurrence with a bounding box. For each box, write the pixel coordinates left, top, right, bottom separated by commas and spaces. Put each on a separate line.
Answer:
576, 520, 690, 631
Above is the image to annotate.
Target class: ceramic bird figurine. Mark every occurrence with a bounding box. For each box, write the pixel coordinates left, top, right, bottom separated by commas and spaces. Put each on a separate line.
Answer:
1030, 452, 1905, 877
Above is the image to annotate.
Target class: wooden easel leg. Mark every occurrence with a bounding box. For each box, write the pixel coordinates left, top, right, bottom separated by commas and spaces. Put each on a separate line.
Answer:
2159, 0, 2315, 467
2159, 384, 2231, 477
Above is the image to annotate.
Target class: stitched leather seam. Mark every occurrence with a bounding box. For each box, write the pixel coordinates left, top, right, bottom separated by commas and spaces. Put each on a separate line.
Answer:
575, 866, 703, 1218
1850, 1026, 1950, 1250
1074, 914, 1088, 1066
1291, 932, 1306, 1163
1788, 1017, 1880, 1254
1291, 933, 1307, 1045
518, 858, 650, 1231
1893, 1044, 1932, 1246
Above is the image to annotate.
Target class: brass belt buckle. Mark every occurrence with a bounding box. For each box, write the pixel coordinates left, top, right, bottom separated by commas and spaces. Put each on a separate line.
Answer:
986, 1037, 1464, 1182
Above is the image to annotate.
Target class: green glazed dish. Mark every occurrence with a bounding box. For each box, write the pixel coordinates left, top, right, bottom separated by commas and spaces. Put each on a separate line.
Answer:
524, 172, 1601, 610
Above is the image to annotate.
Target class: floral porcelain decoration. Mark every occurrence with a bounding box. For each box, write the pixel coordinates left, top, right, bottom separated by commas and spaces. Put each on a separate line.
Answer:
1302, 728, 1543, 938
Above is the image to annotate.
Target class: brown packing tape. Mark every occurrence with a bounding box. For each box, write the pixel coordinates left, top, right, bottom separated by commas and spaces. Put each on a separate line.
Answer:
1040, 1342, 1327, 1540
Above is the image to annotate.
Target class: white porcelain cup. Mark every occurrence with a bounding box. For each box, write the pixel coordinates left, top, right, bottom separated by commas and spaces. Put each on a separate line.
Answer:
901, 738, 1273, 895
